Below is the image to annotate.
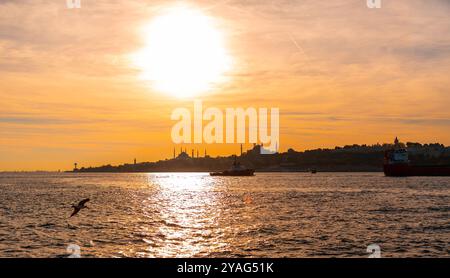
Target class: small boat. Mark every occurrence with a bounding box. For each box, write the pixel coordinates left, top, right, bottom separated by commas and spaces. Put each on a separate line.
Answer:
210, 157, 255, 176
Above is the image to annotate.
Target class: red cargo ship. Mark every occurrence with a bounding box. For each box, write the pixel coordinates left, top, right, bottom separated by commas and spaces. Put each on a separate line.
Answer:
383, 138, 450, 177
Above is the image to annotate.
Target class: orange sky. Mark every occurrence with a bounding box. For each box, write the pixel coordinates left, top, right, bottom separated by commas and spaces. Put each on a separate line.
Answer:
1, 0, 450, 171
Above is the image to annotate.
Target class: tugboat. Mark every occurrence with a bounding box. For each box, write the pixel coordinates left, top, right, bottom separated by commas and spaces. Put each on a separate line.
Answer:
383, 137, 450, 177
210, 156, 255, 176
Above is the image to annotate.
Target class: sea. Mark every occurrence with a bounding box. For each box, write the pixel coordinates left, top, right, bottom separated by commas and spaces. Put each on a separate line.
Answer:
0, 172, 448, 258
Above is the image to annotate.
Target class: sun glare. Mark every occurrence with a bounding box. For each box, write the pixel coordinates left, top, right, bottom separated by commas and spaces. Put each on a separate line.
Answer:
133, 6, 232, 98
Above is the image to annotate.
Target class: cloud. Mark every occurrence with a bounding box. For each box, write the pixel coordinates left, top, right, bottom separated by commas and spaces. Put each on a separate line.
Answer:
0, 0, 449, 169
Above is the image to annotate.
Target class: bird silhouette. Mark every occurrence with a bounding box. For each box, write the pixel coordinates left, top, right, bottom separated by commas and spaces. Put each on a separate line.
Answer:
70, 198, 90, 218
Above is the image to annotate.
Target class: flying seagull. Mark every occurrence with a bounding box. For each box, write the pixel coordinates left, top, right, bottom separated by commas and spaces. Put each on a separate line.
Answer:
70, 198, 90, 218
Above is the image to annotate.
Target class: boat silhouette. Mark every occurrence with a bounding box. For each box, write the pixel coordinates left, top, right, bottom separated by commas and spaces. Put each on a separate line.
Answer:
210, 156, 255, 176
384, 137, 450, 176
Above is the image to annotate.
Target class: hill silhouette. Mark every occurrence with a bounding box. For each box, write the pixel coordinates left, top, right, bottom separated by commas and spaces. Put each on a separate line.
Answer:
73, 141, 450, 173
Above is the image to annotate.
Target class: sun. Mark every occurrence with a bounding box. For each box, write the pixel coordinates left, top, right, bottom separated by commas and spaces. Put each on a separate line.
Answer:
133, 6, 232, 98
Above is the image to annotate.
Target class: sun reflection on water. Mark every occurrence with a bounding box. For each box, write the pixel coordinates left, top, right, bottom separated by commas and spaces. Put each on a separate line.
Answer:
143, 173, 228, 257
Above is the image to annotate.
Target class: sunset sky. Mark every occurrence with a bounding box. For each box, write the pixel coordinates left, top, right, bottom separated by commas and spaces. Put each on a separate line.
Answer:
1, 0, 450, 171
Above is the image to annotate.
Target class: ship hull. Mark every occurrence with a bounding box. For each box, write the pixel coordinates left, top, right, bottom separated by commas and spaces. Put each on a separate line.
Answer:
210, 169, 255, 176
384, 164, 450, 177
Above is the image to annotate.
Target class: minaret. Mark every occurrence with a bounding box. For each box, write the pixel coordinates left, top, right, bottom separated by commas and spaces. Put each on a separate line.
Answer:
197, 149, 199, 158
134, 158, 136, 165
204, 149, 207, 157
74, 162, 78, 170
240, 144, 243, 156
394, 137, 399, 145
191, 149, 194, 158
173, 148, 176, 159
